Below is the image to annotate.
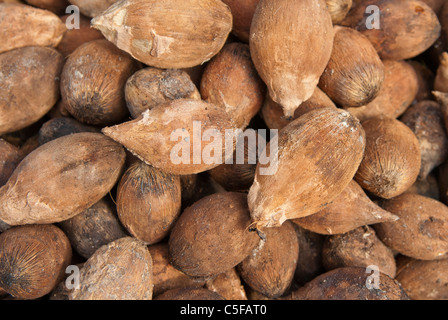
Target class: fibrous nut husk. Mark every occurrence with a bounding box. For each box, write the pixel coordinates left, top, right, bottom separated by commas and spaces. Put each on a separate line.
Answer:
249, 0, 334, 118
434, 52, 448, 93
237, 220, 299, 298
318, 26, 384, 109
0, 3, 66, 54
0, 46, 64, 135
293, 180, 398, 235
346, 60, 419, 122
400, 100, 448, 180
200, 42, 266, 130
221, 0, 259, 42
61, 39, 140, 126
325, 0, 353, 24
287, 267, 409, 300
322, 226, 397, 278
168, 192, 260, 279
0, 139, 21, 187
116, 161, 181, 245
205, 268, 247, 300
248, 107, 366, 228
25, 0, 70, 14
0, 224, 72, 299
70, 237, 154, 300
375, 193, 448, 261
38, 117, 99, 146
91, 0, 233, 69
354, 116, 421, 199
68, 0, 118, 17
0, 132, 126, 225
125, 67, 201, 119
58, 198, 127, 259
342, 0, 441, 61
102, 99, 237, 175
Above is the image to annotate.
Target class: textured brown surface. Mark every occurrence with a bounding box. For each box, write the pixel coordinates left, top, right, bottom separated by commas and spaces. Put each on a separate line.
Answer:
68, 0, 118, 17
375, 193, 448, 260
347, 60, 419, 122
221, 0, 259, 42
200, 42, 266, 130
117, 161, 181, 244
355, 116, 421, 199
38, 117, 99, 146
318, 26, 384, 109
61, 39, 140, 126
169, 192, 260, 279
250, 0, 334, 118
294, 180, 398, 235
325, 0, 352, 24
125, 67, 200, 119
0, 133, 126, 225
155, 287, 224, 300
205, 268, 247, 300
25, 0, 70, 14
70, 237, 154, 300
91, 0, 232, 69
0, 224, 72, 299
238, 221, 299, 298
0, 46, 63, 135
248, 108, 366, 228
342, 0, 440, 60
0, 3, 66, 53
0, 139, 21, 187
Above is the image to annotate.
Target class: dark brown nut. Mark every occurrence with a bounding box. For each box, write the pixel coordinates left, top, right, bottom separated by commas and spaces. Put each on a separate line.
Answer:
0, 224, 72, 299
205, 268, 247, 300
404, 173, 440, 200
408, 60, 435, 102
0, 3, 66, 53
342, 0, 441, 60
0, 133, 126, 225
250, 0, 334, 118
0, 139, 21, 187
325, 0, 353, 24
347, 60, 419, 122
293, 180, 398, 235
248, 108, 366, 228
68, 0, 118, 17
286, 267, 409, 300
434, 52, 448, 93
318, 26, 384, 109
354, 116, 421, 199
25, 0, 70, 14
58, 198, 127, 259
38, 117, 99, 145
237, 221, 299, 298
91, 0, 232, 69
116, 161, 181, 244
200, 42, 266, 130
0, 46, 64, 135
168, 192, 260, 280
125, 67, 201, 119
322, 226, 397, 278
221, 0, 259, 42
400, 100, 448, 180
61, 39, 140, 126
70, 237, 154, 300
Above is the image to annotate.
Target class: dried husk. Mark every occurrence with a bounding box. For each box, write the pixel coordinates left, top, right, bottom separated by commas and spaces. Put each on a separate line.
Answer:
91, 0, 233, 69
404, 173, 440, 200
434, 52, 448, 93
408, 60, 435, 102
293, 180, 398, 235
0, 3, 66, 53
148, 243, 205, 297
342, 0, 441, 60
395, 258, 448, 300
0, 133, 126, 225
205, 268, 247, 300
200, 42, 266, 129
346, 60, 419, 122
318, 26, 384, 109
58, 198, 127, 259
286, 267, 409, 300
168, 192, 260, 279
221, 0, 259, 42
116, 161, 181, 244
102, 99, 237, 175
61, 39, 140, 126
0, 46, 64, 135
354, 116, 421, 199
375, 193, 448, 260
0, 139, 21, 187
249, 0, 334, 118
261, 87, 336, 131
237, 221, 299, 298
400, 100, 448, 180
322, 226, 397, 278
38, 117, 99, 145
248, 108, 366, 229
155, 287, 225, 300
125, 67, 201, 119
325, 0, 353, 24
25, 0, 69, 14
70, 237, 154, 300
0, 224, 72, 299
